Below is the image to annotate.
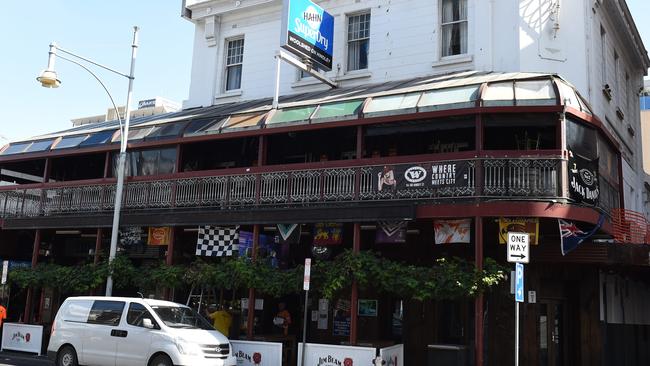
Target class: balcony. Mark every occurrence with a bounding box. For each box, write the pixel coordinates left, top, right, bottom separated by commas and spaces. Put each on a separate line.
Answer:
0, 157, 601, 221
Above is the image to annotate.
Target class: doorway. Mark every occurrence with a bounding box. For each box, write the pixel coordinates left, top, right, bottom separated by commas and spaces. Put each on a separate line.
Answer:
537, 299, 567, 366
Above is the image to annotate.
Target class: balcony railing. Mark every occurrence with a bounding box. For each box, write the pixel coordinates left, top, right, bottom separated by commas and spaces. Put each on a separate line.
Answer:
0, 157, 606, 219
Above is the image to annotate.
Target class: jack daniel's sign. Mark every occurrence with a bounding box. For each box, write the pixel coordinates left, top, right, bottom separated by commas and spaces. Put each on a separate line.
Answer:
568, 150, 599, 206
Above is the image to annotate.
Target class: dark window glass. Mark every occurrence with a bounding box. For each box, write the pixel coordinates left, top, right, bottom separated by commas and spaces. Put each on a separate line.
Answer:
1, 143, 31, 155
483, 114, 557, 150
24, 140, 54, 153
87, 300, 125, 326
267, 127, 357, 164
184, 118, 222, 135
145, 122, 188, 140
113, 147, 177, 177
79, 130, 116, 147
566, 118, 597, 160
127, 303, 155, 327
181, 137, 258, 171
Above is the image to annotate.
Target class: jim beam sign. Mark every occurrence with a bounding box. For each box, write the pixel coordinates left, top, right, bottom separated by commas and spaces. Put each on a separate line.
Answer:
568, 150, 599, 206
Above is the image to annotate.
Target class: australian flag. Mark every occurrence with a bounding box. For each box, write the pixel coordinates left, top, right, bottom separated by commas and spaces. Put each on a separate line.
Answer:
559, 214, 605, 256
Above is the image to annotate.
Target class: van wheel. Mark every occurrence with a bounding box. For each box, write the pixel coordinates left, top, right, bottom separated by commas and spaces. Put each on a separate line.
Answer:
57, 345, 78, 366
150, 354, 173, 366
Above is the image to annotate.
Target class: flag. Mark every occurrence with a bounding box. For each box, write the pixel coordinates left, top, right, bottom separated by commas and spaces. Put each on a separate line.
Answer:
196, 226, 239, 257
559, 214, 605, 255
147, 227, 172, 246
313, 223, 343, 245
276, 224, 301, 244
498, 217, 539, 245
434, 219, 471, 244
376, 221, 407, 243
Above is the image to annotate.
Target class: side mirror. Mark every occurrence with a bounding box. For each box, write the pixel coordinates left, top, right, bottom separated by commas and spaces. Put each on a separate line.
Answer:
142, 318, 155, 329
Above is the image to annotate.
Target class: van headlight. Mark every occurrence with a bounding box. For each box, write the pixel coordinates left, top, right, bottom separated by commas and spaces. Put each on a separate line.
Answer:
175, 338, 202, 356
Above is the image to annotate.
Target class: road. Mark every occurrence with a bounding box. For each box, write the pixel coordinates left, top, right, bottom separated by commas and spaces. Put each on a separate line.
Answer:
0, 352, 52, 366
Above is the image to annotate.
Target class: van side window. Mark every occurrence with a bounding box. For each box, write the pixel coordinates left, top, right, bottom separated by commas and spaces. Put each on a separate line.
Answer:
87, 300, 125, 326
127, 303, 154, 327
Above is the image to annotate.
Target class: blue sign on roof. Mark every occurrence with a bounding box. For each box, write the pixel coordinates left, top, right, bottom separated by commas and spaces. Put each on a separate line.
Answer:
281, 0, 334, 71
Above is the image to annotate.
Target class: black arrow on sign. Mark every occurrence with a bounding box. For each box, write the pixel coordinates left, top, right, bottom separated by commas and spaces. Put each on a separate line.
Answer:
510, 254, 526, 259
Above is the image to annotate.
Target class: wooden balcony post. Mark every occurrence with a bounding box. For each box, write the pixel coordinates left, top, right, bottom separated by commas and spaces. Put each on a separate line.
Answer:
349, 223, 361, 345
24, 229, 41, 323
94, 228, 103, 264
474, 217, 484, 366
164, 227, 176, 300
247, 224, 260, 340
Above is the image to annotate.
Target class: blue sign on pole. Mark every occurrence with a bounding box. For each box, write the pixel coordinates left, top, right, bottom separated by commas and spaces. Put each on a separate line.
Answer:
515, 263, 524, 303
281, 0, 334, 70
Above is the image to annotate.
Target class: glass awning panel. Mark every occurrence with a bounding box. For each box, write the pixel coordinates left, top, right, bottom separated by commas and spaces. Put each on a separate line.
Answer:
221, 112, 266, 132
1, 142, 31, 155
183, 118, 222, 136
113, 127, 154, 143
266, 106, 316, 127
310, 100, 363, 123
482, 81, 515, 106
514, 80, 556, 106
53, 135, 89, 149
418, 85, 479, 112
363, 93, 421, 118
24, 139, 54, 153
78, 130, 116, 147
145, 121, 188, 140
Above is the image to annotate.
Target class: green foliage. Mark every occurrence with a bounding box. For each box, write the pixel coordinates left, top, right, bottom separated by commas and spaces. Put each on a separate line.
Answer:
6, 251, 507, 301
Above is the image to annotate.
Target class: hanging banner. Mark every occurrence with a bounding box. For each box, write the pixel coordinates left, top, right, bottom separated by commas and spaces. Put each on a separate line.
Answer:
147, 227, 172, 246
280, 0, 335, 70
119, 226, 143, 247
376, 221, 407, 244
374, 161, 471, 193
298, 343, 376, 366
276, 224, 301, 244
434, 219, 471, 244
568, 150, 600, 206
231, 340, 283, 366
313, 223, 343, 246
498, 217, 539, 245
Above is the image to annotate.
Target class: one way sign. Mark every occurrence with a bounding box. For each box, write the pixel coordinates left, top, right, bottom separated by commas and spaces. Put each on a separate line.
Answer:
507, 232, 530, 264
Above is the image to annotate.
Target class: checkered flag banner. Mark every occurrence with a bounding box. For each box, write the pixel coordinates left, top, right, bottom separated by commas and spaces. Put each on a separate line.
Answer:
196, 226, 240, 257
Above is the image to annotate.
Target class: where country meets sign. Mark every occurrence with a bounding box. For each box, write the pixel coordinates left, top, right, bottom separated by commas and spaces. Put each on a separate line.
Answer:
281, 0, 334, 70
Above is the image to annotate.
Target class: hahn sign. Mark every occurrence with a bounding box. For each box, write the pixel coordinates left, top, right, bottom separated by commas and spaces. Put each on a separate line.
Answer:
281, 0, 334, 70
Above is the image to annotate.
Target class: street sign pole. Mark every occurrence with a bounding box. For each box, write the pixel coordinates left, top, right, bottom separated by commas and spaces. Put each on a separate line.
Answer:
300, 258, 311, 366
514, 262, 524, 366
507, 232, 528, 366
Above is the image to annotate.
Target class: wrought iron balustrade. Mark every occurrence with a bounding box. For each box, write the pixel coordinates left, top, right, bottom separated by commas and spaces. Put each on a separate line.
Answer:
0, 158, 569, 219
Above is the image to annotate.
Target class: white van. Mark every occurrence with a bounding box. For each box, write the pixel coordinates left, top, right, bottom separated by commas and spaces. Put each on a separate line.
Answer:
47, 296, 237, 366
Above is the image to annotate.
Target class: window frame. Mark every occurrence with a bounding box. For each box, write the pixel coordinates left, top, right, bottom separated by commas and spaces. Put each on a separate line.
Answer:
346, 11, 371, 72
126, 302, 157, 328
440, 0, 469, 58
224, 37, 245, 92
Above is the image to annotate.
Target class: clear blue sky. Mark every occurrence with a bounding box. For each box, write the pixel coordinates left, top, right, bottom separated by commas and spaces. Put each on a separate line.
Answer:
0, 1, 193, 143
0, 1, 649, 143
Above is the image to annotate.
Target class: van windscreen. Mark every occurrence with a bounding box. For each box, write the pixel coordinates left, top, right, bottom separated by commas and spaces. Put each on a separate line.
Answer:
151, 305, 213, 330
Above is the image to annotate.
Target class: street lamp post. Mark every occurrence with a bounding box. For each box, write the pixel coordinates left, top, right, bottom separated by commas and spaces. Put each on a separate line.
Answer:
37, 26, 139, 296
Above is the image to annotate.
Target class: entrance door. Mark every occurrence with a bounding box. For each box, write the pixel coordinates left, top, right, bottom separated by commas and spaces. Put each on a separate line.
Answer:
537, 299, 567, 366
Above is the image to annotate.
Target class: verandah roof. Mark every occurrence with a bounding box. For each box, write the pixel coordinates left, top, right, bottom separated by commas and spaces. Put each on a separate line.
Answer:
0, 71, 588, 156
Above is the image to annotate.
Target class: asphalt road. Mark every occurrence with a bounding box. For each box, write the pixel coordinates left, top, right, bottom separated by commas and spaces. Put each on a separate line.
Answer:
0, 352, 52, 365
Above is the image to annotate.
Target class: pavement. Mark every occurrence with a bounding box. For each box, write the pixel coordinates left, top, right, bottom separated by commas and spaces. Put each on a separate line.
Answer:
0, 351, 52, 365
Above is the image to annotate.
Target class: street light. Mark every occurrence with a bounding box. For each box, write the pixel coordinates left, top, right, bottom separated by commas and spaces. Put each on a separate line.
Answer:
37, 26, 139, 296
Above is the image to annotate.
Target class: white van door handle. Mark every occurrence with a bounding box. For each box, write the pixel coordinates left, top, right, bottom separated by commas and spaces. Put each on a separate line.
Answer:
110, 329, 128, 338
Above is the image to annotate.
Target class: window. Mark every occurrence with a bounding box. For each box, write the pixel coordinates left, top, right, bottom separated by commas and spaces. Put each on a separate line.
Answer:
441, 0, 468, 57
127, 303, 155, 327
87, 300, 125, 326
225, 38, 244, 91
347, 13, 370, 71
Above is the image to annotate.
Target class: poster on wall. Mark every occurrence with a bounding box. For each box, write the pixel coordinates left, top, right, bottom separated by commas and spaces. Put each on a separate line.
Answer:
231, 340, 283, 366
358, 300, 378, 317
147, 227, 171, 246
374, 161, 471, 194
568, 150, 600, 206
498, 217, 539, 245
332, 299, 351, 336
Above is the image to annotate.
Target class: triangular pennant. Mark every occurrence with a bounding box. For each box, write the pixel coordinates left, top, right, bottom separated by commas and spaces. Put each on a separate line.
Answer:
376, 221, 407, 243
277, 224, 299, 241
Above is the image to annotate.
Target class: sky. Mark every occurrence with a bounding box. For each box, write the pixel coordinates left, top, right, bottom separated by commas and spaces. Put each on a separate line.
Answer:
0, 1, 649, 143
